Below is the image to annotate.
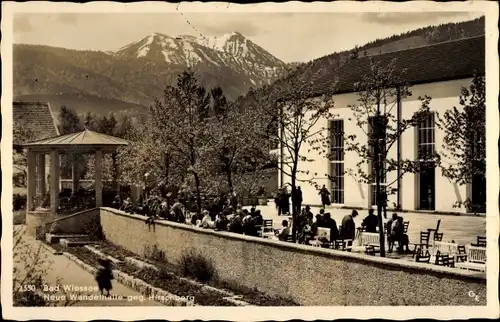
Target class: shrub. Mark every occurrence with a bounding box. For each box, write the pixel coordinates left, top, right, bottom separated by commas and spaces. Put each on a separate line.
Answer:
13, 193, 27, 211
143, 244, 166, 262
82, 217, 105, 240
179, 249, 216, 283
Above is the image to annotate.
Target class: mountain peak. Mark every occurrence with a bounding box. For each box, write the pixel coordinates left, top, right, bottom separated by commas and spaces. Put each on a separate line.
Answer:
113, 29, 285, 70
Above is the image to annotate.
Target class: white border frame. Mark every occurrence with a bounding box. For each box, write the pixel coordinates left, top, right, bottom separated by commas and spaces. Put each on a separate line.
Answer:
2, 1, 498, 320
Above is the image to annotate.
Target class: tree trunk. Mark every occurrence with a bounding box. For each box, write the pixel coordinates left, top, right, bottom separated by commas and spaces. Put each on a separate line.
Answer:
193, 172, 202, 215
163, 154, 170, 198
226, 167, 234, 195
291, 170, 297, 243
396, 87, 402, 211
374, 113, 386, 258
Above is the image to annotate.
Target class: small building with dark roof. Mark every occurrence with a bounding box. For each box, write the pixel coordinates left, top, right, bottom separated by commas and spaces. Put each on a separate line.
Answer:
278, 36, 485, 214
13, 101, 60, 149
13, 101, 60, 191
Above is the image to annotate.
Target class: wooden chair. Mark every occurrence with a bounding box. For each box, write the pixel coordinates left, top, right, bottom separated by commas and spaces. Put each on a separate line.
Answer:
260, 219, 274, 238
412, 231, 431, 258
427, 219, 441, 238
333, 239, 344, 250
415, 247, 431, 263
456, 245, 468, 262
403, 221, 410, 233
472, 236, 486, 247
285, 235, 293, 243
332, 239, 352, 251
433, 232, 444, 241
365, 245, 378, 256
435, 251, 455, 268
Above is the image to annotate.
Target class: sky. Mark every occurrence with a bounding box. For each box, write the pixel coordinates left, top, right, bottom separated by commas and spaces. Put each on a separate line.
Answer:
13, 11, 484, 63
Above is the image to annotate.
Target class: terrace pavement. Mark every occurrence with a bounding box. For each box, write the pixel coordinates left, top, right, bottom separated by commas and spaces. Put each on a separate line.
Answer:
247, 204, 486, 246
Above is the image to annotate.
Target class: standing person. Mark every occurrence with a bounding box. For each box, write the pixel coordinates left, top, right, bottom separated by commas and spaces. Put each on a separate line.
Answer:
274, 189, 282, 216
95, 259, 113, 296
340, 210, 358, 240
281, 187, 290, 215
292, 186, 303, 216
319, 185, 331, 209
361, 209, 379, 233
230, 192, 238, 210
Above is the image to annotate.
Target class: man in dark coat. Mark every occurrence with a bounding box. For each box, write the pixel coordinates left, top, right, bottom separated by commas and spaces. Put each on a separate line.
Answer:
281, 187, 290, 215
292, 186, 303, 216
319, 185, 331, 208
323, 213, 339, 241
361, 209, 379, 233
340, 210, 358, 240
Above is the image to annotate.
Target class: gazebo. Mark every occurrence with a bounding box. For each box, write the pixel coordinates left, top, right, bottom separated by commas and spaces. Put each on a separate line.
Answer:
23, 128, 129, 214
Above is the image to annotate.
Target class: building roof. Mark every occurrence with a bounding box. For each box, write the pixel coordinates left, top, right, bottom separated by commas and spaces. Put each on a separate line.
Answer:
13, 101, 60, 145
24, 128, 129, 149
303, 36, 485, 98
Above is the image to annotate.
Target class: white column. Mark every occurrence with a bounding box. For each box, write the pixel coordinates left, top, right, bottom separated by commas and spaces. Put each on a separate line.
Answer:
112, 153, 120, 194
95, 150, 103, 207
37, 154, 46, 199
50, 150, 60, 213
27, 150, 36, 211
72, 154, 80, 194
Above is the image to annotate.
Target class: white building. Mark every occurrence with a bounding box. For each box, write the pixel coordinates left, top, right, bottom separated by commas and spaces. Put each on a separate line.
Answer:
278, 36, 485, 214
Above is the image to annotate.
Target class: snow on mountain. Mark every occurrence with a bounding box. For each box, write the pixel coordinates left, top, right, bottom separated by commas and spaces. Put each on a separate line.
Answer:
112, 31, 288, 86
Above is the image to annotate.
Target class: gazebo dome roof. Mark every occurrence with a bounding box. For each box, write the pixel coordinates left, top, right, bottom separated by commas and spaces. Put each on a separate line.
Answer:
23, 128, 129, 153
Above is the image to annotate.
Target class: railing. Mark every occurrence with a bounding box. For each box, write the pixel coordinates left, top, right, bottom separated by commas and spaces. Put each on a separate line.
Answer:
468, 246, 486, 263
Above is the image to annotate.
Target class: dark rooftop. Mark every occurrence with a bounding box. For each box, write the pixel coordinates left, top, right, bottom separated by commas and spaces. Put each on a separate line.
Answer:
13, 101, 60, 145
303, 36, 485, 98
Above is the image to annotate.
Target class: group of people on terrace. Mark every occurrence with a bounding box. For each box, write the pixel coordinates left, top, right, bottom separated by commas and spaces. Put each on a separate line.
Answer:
112, 189, 410, 254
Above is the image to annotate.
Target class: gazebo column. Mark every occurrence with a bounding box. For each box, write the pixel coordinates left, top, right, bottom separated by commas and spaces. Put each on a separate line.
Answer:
95, 150, 103, 207
26, 150, 36, 211
112, 153, 120, 194
36, 153, 46, 205
72, 154, 80, 194
50, 150, 60, 213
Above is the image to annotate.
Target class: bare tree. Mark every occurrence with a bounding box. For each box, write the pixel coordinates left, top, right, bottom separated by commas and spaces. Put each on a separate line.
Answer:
437, 73, 486, 213
149, 70, 210, 213
341, 58, 437, 257
202, 90, 271, 199
13, 227, 80, 306
258, 71, 336, 242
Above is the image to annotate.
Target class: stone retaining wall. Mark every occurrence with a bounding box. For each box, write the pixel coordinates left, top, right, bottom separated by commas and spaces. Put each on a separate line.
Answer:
28, 208, 100, 238
100, 207, 486, 306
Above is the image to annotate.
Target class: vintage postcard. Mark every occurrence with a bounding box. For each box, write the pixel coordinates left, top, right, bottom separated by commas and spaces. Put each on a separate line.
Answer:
1, 1, 499, 320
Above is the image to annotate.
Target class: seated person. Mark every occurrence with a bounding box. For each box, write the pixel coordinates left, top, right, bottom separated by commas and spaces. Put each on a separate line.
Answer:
303, 206, 314, 225
215, 211, 229, 231
173, 207, 186, 224
190, 211, 202, 225
311, 214, 323, 236
228, 212, 243, 234
112, 195, 122, 209
323, 213, 339, 241
201, 210, 215, 228
301, 222, 314, 245
120, 197, 131, 211
391, 216, 410, 254
361, 209, 379, 233
386, 213, 398, 251
251, 210, 264, 226
242, 210, 256, 235
276, 220, 291, 241
316, 209, 326, 227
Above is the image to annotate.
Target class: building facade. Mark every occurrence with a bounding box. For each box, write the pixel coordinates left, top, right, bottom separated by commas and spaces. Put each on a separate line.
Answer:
278, 36, 485, 214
